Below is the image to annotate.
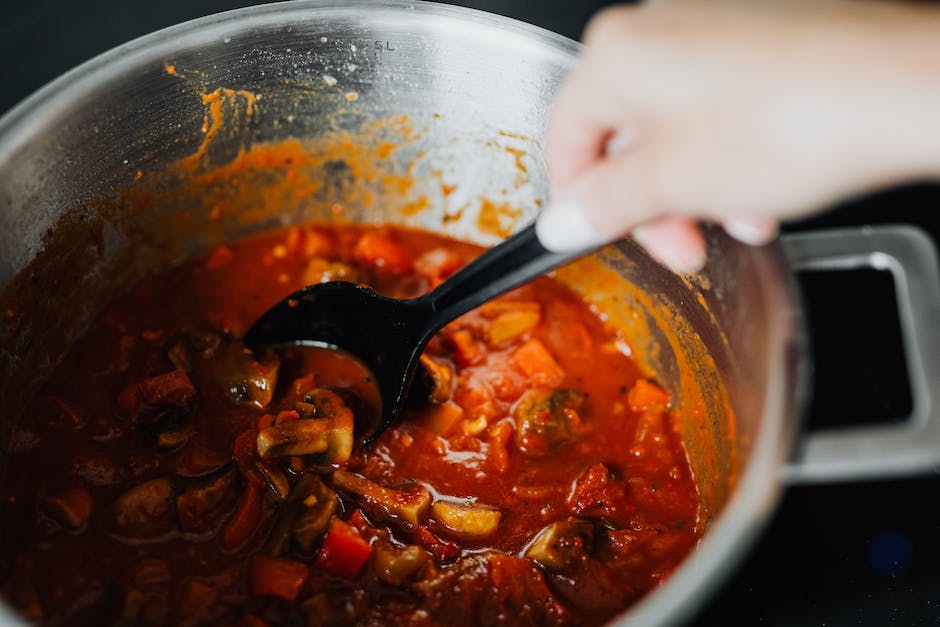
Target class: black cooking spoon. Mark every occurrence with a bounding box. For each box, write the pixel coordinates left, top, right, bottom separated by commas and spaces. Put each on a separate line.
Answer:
244, 223, 592, 442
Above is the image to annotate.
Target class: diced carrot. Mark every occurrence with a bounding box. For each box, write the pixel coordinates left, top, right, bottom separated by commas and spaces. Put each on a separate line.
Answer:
627, 379, 670, 412
449, 330, 482, 366
352, 231, 413, 274
315, 518, 372, 580
511, 338, 565, 387
423, 401, 465, 437
249, 555, 309, 601
221, 482, 264, 550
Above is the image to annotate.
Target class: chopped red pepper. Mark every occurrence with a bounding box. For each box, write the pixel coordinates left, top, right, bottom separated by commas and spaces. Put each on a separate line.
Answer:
249, 555, 309, 601
232, 429, 264, 487
221, 482, 263, 550
315, 518, 372, 580
416, 527, 460, 561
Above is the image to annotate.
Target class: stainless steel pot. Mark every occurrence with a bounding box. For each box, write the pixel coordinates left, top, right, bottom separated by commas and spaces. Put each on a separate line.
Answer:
2, 2, 939, 625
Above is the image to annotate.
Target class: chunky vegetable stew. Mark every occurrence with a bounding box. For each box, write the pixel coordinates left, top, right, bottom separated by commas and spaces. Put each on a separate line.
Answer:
0, 225, 701, 625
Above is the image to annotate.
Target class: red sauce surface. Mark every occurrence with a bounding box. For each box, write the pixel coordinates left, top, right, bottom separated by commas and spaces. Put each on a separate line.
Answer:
0, 225, 701, 626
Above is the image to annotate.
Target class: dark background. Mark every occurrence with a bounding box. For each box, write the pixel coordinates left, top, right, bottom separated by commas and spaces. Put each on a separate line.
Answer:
3, 1, 940, 625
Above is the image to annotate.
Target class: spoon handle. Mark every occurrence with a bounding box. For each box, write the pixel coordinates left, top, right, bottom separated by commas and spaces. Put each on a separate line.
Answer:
422, 223, 594, 326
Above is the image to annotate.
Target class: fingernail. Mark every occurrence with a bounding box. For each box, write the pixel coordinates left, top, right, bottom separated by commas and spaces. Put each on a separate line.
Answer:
632, 225, 706, 273
723, 217, 778, 246
536, 199, 603, 252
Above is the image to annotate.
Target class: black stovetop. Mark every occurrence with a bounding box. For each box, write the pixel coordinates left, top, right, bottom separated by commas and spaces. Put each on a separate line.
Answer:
3, 1, 940, 625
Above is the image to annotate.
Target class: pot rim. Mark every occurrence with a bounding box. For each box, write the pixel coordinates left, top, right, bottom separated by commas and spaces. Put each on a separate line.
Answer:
0, 2, 809, 626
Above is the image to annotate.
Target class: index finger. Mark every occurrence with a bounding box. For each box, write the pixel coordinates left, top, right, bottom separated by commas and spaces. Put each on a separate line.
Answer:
543, 63, 619, 195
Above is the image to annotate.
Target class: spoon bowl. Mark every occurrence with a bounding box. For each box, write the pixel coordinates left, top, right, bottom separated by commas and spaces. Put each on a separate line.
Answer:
244, 223, 591, 442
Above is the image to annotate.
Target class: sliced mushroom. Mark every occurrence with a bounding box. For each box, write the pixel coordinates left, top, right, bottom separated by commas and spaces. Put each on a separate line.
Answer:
524, 519, 594, 572
416, 354, 455, 404
332, 470, 430, 527
295, 388, 349, 420
40, 486, 93, 530
263, 474, 335, 557
513, 388, 585, 457
292, 476, 340, 553
176, 465, 238, 534
208, 342, 280, 409
258, 389, 353, 464
297, 388, 355, 464
372, 540, 432, 585
255, 461, 291, 501
431, 501, 501, 539
257, 419, 331, 459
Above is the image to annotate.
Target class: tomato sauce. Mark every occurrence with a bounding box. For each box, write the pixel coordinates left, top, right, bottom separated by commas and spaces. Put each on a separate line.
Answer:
0, 224, 701, 626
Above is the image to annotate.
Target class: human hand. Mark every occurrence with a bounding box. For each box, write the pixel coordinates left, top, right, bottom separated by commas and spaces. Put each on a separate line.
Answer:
536, 0, 940, 271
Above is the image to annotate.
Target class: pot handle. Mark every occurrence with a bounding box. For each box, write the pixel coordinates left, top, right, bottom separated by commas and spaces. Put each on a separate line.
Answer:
780, 225, 940, 484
